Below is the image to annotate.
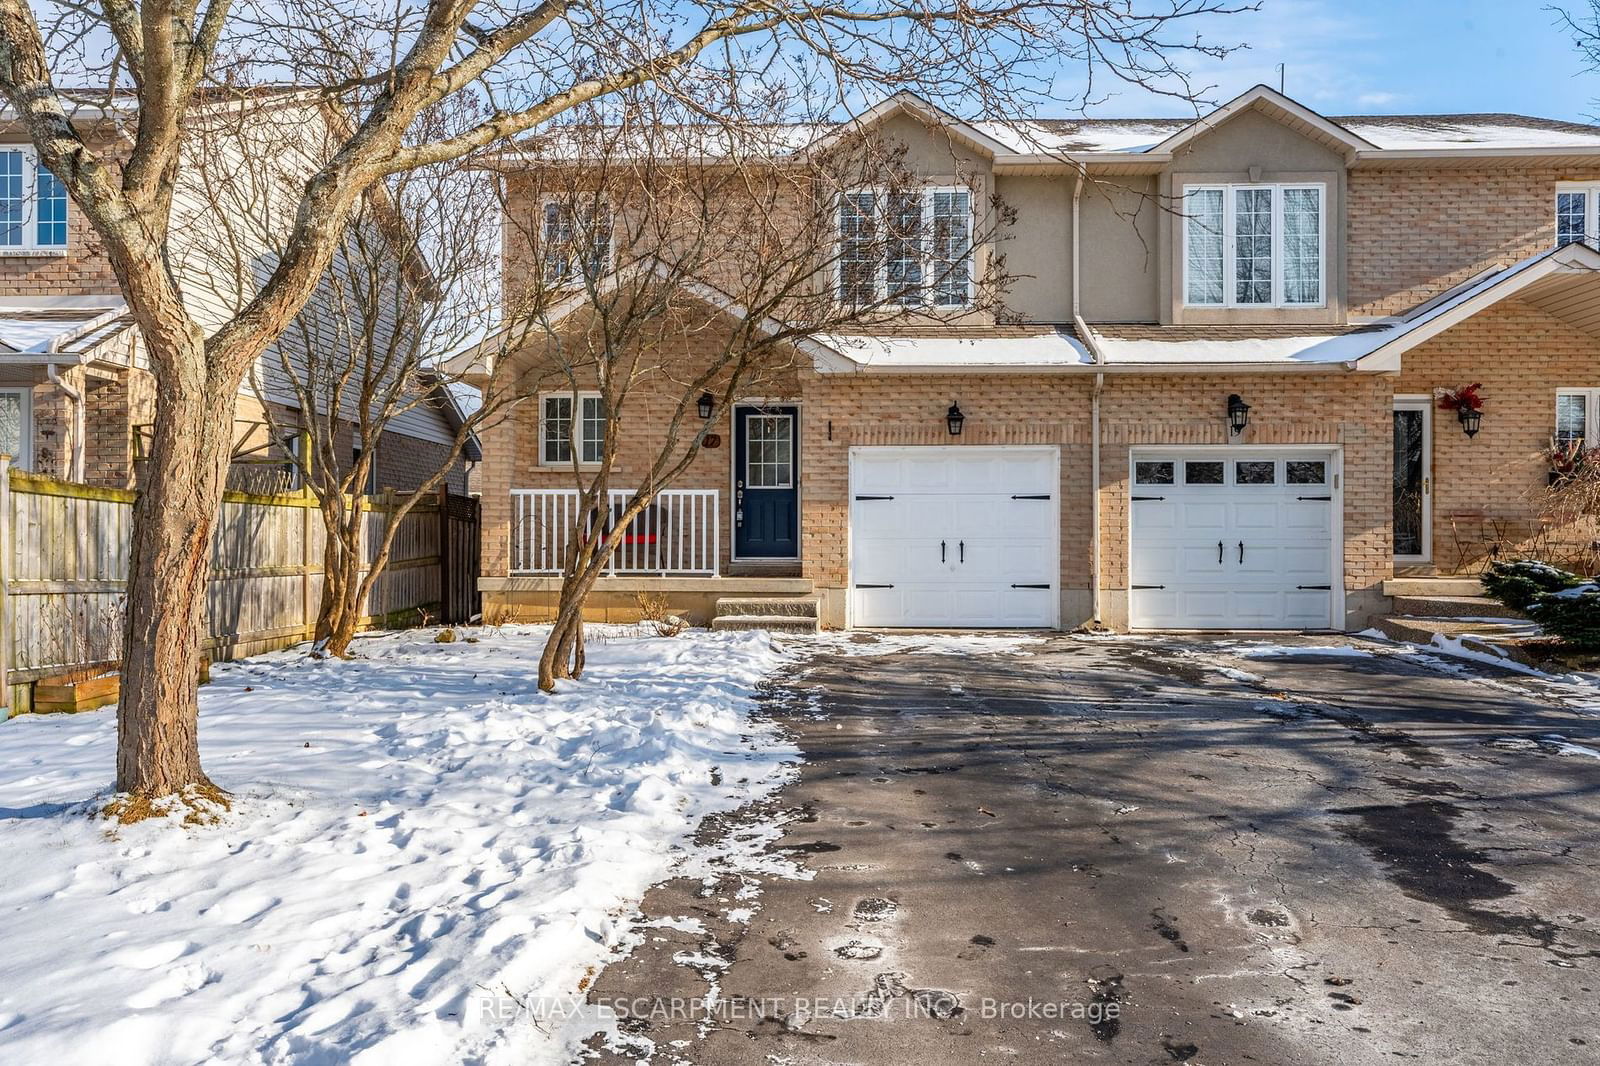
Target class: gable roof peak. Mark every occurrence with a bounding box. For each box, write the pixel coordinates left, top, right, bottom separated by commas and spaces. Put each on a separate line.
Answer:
1152, 84, 1378, 158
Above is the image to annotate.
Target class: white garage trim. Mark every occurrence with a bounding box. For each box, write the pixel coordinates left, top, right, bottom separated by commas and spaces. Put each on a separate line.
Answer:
1127, 445, 1345, 631
847, 445, 1061, 629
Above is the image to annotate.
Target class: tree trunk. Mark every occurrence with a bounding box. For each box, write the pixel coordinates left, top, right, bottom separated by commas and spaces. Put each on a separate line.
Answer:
115, 357, 233, 797
315, 496, 366, 659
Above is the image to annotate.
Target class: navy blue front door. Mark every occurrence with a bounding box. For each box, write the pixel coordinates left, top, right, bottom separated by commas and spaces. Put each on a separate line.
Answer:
734, 406, 799, 558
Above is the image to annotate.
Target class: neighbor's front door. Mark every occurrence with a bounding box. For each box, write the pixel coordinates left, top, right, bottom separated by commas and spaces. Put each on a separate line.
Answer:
734, 405, 799, 559
1393, 398, 1432, 563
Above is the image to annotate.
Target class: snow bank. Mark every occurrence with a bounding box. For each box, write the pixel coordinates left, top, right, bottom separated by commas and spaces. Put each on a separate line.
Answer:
0, 625, 797, 1065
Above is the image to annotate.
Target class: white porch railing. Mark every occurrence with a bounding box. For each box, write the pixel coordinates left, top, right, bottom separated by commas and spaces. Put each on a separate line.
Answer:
510, 488, 720, 576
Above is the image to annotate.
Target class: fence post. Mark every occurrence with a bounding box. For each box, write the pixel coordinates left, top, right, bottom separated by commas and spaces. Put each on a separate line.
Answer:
437, 485, 451, 624
301, 495, 312, 642
0, 455, 10, 714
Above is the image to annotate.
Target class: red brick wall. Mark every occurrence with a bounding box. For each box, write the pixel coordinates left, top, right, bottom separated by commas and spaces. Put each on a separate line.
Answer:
1396, 298, 1600, 572
1348, 166, 1600, 318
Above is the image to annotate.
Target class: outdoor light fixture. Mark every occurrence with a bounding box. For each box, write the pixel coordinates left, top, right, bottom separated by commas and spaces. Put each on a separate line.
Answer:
1226, 394, 1251, 436
1459, 406, 1482, 438
946, 402, 965, 436
697, 392, 714, 419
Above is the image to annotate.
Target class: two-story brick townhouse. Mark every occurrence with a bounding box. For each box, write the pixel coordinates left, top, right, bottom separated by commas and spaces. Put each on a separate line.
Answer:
464, 84, 1600, 634
0, 94, 477, 495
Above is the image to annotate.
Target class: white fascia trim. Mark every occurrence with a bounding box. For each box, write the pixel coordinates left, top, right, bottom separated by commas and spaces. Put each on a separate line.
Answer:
813, 359, 1358, 376
1151, 85, 1378, 159
1352, 146, 1600, 164
1355, 242, 1600, 369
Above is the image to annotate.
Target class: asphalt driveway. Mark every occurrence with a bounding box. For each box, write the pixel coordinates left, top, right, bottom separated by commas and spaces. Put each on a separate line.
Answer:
581, 633, 1600, 1065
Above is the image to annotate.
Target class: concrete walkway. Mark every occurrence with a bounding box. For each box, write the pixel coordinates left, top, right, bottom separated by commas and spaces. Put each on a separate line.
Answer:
581, 633, 1600, 1065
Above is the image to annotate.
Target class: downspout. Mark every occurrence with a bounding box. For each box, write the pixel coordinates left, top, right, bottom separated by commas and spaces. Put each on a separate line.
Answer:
1069, 167, 1107, 629
46, 363, 84, 482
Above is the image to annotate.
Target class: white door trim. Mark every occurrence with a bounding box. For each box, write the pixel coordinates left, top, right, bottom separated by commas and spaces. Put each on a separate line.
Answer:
846, 444, 1061, 629
729, 400, 802, 562
1393, 396, 1432, 565
1127, 444, 1345, 631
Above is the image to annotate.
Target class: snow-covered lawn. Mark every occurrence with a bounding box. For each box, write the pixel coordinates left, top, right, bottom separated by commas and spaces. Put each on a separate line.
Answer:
0, 625, 798, 1065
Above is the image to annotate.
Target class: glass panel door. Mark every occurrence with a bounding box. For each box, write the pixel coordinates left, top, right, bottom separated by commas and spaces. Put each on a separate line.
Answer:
1393, 401, 1431, 561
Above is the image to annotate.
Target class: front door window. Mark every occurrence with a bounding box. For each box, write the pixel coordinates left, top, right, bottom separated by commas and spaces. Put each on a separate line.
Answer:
1393, 405, 1429, 560
734, 406, 799, 559
0, 388, 31, 470
744, 415, 793, 488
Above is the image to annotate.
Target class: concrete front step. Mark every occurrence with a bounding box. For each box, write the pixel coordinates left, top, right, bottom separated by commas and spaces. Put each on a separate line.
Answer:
1383, 577, 1484, 597
1390, 594, 1523, 620
714, 596, 819, 619
1373, 615, 1542, 667
710, 614, 820, 634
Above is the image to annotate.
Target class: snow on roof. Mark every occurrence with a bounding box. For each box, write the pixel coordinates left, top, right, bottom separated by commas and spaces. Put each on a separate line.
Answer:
988, 113, 1600, 156
817, 329, 1092, 370
508, 110, 1600, 165
1092, 330, 1394, 366
1336, 115, 1600, 152
0, 300, 130, 356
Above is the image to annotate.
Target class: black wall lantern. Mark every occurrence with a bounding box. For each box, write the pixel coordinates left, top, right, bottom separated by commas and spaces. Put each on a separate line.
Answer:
697, 392, 715, 419
1226, 393, 1251, 436
1458, 406, 1482, 438
946, 402, 965, 436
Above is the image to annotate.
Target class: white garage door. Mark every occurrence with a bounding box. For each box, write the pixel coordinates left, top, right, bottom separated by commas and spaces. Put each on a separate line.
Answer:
1129, 451, 1338, 630
850, 447, 1058, 628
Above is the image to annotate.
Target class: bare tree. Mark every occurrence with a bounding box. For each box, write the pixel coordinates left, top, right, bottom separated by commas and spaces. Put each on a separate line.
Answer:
479, 100, 1023, 689
1557, 0, 1600, 103
0, 0, 1246, 803
239, 130, 504, 658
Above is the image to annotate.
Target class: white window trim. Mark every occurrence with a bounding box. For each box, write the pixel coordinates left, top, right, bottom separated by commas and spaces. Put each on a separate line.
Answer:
1556, 387, 1600, 446
834, 185, 974, 309
538, 391, 607, 468
743, 412, 795, 490
0, 145, 68, 254
539, 197, 614, 287
1181, 182, 1326, 309
0, 387, 32, 470
1556, 182, 1600, 249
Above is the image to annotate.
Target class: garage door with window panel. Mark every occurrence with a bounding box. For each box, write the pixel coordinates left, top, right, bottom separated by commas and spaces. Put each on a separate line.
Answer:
1129, 451, 1338, 630
849, 446, 1058, 628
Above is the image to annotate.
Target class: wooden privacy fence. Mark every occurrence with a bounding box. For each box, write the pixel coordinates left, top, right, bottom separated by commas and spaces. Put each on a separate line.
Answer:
0, 462, 481, 711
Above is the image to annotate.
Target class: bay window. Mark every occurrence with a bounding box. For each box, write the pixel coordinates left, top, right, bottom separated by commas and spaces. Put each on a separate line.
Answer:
0, 147, 69, 252
838, 187, 972, 308
1183, 183, 1324, 308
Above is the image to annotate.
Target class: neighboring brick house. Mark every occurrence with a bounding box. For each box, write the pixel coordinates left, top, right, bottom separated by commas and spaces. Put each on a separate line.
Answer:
0, 99, 476, 497
465, 85, 1600, 633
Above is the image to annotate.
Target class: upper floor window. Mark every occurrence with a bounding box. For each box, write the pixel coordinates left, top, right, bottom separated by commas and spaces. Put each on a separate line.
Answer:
1556, 183, 1599, 248
0, 147, 68, 251
541, 200, 612, 286
1183, 183, 1323, 308
838, 187, 972, 309
541, 392, 607, 465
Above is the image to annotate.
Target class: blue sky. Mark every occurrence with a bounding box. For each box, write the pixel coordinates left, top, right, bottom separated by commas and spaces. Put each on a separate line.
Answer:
1059, 0, 1597, 122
